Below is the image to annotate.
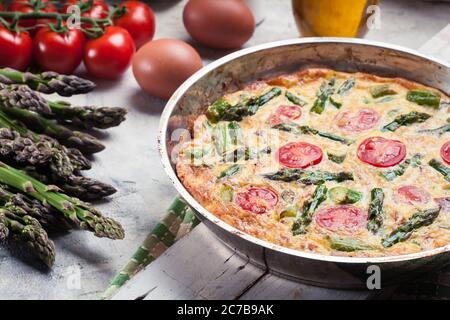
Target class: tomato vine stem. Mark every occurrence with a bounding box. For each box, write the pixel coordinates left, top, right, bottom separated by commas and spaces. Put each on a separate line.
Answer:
0, 6, 126, 37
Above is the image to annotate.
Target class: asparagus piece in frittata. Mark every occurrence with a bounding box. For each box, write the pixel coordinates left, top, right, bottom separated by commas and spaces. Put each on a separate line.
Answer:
292, 184, 327, 235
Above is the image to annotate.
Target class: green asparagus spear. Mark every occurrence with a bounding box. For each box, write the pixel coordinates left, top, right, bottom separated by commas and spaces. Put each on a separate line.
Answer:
310, 78, 336, 114
212, 122, 230, 156
376, 96, 396, 104
184, 147, 210, 164
0, 68, 95, 97
383, 111, 431, 131
329, 96, 342, 109
206, 87, 282, 123
429, 159, 450, 182
2, 208, 55, 267
205, 99, 232, 124
0, 110, 88, 170
0, 84, 51, 114
272, 123, 354, 145
264, 168, 354, 185
328, 236, 374, 252
380, 154, 422, 181
46, 101, 127, 129
0, 127, 52, 166
337, 78, 356, 95
367, 188, 385, 234
212, 121, 244, 158
58, 176, 117, 202
0, 211, 9, 241
285, 91, 307, 106
22, 166, 117, 202
406, 90, 441, 108
329, 186, 361, 204
217, 164, 241, 180
315, 131, 354, 145
0, 127, 76, 180
327, 152, 346, 164
329, 78, 356, 109
418, 124, 450, 135
228, 121, 243, 147
252, 87, 282, 109
223, 146, 271, 163
382, 208, 440, 247
1, 84, 126, 128
0, 161, 124, 239
2, 107, 105, 154
292, 184, 327, 235
0, 185, 72, 232
369, 84, 397, 98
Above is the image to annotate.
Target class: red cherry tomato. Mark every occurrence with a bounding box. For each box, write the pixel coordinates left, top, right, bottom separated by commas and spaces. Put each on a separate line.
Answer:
315, 205, 368, 232
268, 105, 302, 126
396, 185, 430, 205
440, 141, 450, 165
113, 1, 155, 48
62, 0, 109, 28
357, 136, 406, 168
0, 26, 32, 71
83, 26, 135, 80
276, 141, 323, 169
235, 187, 278, 214
8, 0, 57, 34
33, 27, 85, 74
335, 108, 380, 133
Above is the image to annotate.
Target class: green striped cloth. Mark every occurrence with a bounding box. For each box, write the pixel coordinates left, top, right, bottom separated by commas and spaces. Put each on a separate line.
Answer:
103, 197, 450, 300
102, 196, 200, 300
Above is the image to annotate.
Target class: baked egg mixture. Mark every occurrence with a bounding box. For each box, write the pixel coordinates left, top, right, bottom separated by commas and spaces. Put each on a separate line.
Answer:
176, 68, 450, 257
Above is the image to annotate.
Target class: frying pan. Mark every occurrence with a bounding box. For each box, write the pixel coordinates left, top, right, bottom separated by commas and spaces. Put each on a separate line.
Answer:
159, 38, 450, 289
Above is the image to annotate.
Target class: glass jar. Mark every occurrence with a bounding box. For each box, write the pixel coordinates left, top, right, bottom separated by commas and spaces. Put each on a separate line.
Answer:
292, 0, 380, 38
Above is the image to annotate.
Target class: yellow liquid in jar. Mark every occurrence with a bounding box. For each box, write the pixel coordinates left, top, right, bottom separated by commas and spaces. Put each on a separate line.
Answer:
292, 0, 379, 37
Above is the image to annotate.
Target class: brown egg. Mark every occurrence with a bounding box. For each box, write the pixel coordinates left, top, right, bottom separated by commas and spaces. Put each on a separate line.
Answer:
183, 0, 255, 49
132, 39, 203, 100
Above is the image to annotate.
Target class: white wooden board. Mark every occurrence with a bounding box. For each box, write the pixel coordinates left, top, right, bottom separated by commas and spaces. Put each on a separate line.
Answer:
112, 224, 265, 300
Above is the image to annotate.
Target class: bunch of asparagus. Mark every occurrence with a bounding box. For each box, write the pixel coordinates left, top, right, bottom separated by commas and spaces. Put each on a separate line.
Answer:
0, 68, 127, 267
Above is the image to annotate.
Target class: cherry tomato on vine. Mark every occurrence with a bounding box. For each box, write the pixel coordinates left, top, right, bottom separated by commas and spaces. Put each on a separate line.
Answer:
83, 26, 135, 80
8, 0, 57, 34
62, 0, 109, 28
0, 26, 33, 71
113, 1, 156, 48
33, 26, 85, 74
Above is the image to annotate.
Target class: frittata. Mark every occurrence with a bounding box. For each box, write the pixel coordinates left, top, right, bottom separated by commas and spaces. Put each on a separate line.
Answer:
176, 68, 450, 257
